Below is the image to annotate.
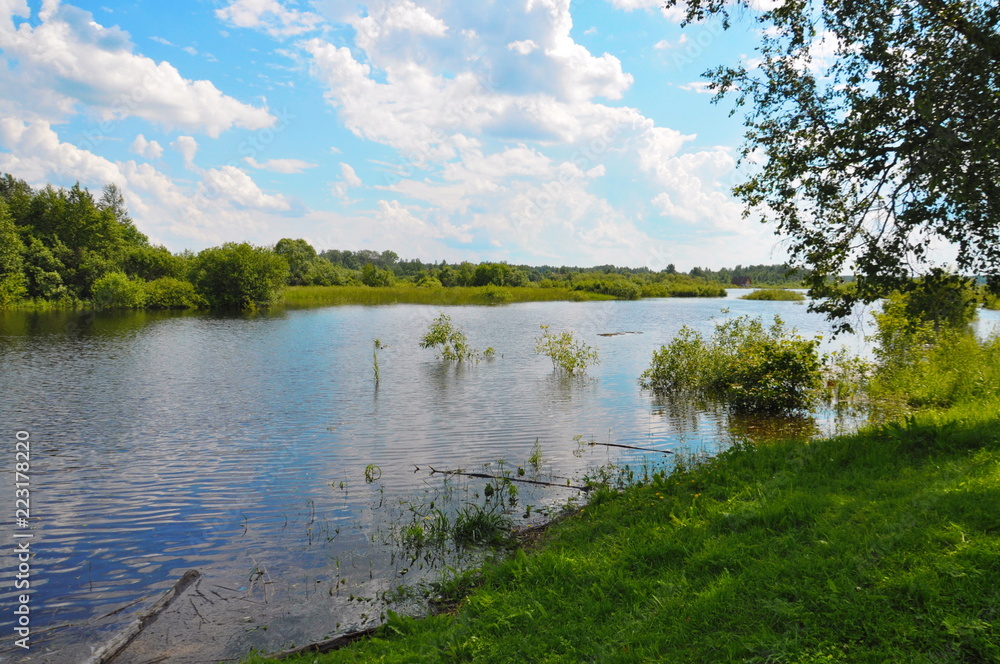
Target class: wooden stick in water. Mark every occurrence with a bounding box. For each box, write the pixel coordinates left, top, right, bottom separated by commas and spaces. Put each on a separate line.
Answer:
83, 569, 201, 664
427, 467, 591, 491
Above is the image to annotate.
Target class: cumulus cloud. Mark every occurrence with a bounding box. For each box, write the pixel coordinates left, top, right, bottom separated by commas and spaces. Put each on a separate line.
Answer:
352, 0, 448, 52
171, 135, 199, 171
130, 133, 163, 160
215, 0, 324, 38
331, 162, 363, 199
0, 118, 292, 246
200, 166, 291, 211
0, 0, 274, 135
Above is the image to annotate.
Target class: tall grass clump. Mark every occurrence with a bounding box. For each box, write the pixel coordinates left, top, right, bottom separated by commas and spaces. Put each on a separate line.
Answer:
739, 288, 806, 301
640, 315, 822, 413
868, 287, 1000, 409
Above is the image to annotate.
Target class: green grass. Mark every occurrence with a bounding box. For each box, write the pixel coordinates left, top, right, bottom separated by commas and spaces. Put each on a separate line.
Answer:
247, 397, 1000, 663
278, 285, 615, 307
740, 288, 808, 302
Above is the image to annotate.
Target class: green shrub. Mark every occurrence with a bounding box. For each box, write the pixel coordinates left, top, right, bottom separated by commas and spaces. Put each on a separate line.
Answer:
144, 277, 205, 309
640, 315, 822, 413
574, 278, 641, 300
535, 325, 599, 374
481, 284, 513, 303
416, 274, 443, 288
91, 271, 147, 309
420, 313, 488, 362
869, 294, 1000, 409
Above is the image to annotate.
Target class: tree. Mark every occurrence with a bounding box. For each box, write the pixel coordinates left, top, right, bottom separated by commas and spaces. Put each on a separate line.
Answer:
274, 238, 319, 285
191, 243, 289, 309
472, 262, 529, 288
666, 0, 1000, 332
0, 199, 26, 305
361, 263, 395, 287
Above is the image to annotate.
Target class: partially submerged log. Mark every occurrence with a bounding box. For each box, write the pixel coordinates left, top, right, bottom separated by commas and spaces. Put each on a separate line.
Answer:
83, 569, 201, 664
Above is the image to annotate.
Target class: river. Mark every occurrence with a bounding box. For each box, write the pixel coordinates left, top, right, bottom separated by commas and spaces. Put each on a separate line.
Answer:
0, 293, 994, 662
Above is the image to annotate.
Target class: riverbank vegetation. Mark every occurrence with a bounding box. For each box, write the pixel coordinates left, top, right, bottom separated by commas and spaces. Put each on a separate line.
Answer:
244, 277, 999, 663
640, 315, 823, 414
0, 174, 808, 312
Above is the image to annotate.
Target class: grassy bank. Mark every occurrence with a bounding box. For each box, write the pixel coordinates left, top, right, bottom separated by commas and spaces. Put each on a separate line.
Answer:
249, 398, 1000, 663
278, 285, 615, 307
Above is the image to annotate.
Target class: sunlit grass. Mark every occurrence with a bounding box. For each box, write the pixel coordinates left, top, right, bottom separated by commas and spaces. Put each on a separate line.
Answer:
246, 396, 1000, 663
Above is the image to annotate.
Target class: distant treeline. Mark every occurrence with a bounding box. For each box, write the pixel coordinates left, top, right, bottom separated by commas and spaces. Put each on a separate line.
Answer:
0, 175, 793, 310
316, 248, 807, 288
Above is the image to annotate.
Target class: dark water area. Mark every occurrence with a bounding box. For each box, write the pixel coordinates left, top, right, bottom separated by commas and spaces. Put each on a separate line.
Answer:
0, 295, 996, 662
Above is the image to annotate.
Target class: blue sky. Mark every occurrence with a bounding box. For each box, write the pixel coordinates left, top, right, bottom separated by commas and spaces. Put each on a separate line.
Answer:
0, 0, 786, 269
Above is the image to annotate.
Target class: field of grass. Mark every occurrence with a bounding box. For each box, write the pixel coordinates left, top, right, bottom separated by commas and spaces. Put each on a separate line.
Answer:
740, 288, 808, 302
247, 394, 1000, 663
279, 285, 615, 307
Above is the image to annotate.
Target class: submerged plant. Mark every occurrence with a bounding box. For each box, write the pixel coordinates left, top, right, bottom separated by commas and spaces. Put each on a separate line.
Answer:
535, 325, 599, 374
372, 338, 383, 384
419, 313, 490, 362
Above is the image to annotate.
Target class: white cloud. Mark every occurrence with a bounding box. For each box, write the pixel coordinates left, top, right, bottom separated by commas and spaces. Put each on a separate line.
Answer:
0, 117, 124, 186
215, 0, 324, 39
654, 34, 687, 49
606, 0, 688, 22
244, 156, 318, 173
678, 81, 713, 94
340, 162, 362, 187
171, 135, 199, 171
507, 39, 538, 55
330, 162, 363, 199
130, 133, 163, 160
303, 0, 634, 157
0, 0, 274, 136
0, 118, 292, 246
200, 166, 291, 211
352, 0, 448, 53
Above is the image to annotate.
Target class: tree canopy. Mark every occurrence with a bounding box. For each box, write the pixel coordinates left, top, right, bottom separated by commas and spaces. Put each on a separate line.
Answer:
666, 0, 1000, 331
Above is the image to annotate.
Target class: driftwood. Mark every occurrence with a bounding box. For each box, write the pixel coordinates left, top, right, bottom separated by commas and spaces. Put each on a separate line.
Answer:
266, 626, 381, 658
83, 569, 201, 664
589, 441, 674, 454
427, 467, 591, 492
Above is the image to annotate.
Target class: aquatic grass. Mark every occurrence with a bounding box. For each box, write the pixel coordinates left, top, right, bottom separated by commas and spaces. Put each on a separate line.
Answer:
247, 399, 1000, 663
279, 285, 613, 307
740, 288, 807, 301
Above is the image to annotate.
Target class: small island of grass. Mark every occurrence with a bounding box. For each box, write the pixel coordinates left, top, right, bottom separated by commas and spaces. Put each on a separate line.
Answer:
739, 288, 807, 302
